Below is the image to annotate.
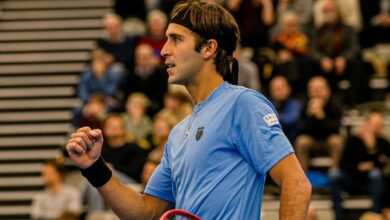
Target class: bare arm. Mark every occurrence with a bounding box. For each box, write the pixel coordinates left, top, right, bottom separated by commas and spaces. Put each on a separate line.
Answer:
98, 176, 171, 220
261, 0, 274, 26
66, 127, 171, 219
269, 153, 312, 220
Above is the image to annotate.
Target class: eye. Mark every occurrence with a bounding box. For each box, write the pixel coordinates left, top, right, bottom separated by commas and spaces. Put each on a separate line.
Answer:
172, 35, 181, 42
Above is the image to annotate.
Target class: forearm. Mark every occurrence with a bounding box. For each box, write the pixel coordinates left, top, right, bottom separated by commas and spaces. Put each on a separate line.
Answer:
261, 1, 274, 26
279, 176, 312, 219
98, 176, 168, 220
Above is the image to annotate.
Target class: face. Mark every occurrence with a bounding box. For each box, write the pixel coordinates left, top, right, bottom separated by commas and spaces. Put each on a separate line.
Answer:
367, 112, 385, 136
41, 164, 61, 187
308, 77, 330, 100
104, 16, 121, 39
322, 1, 339, 24
270, 76, 291, 101
282, 15, 299, 35
103, 116, 125, 139
153, 118, 172, 139
135, 44, 155, 69
161, 23, 204, 85
126, 96, 147, 116
148, 15, 166, 38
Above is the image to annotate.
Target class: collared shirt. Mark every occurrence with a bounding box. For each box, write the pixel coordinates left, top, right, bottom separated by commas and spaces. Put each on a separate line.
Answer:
145, 82, 293, 219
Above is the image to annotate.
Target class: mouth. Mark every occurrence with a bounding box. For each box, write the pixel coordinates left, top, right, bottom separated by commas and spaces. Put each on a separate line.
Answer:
165, 62, 176, 69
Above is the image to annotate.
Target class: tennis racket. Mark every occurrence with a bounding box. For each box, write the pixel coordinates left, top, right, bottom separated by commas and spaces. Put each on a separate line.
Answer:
160, 209, 202, 220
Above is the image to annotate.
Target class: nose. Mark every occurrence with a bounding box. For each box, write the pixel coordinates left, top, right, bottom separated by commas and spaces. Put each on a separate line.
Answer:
161, 41, 170, 58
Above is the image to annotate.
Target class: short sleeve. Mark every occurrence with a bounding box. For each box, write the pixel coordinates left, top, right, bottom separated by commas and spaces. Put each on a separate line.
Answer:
144, 145, 175, 204
232, 91, 294, 174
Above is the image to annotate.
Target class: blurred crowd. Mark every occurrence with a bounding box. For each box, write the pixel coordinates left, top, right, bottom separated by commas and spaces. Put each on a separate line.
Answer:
30, 0, 390, 219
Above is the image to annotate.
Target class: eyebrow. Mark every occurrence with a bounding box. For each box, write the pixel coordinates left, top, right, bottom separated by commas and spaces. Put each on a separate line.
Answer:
166, 33, 184, 39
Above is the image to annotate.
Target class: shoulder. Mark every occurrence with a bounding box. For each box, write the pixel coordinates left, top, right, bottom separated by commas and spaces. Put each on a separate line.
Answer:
232, 86, 274, 110
62, 185, 80, 195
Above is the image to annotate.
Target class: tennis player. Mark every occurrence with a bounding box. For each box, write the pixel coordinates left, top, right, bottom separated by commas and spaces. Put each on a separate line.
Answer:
66, 1, 311, 219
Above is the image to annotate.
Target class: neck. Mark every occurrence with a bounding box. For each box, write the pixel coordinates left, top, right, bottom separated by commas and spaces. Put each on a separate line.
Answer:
107, 137, 126, 148
186, 71, 224, 104
49, 182, 62, 193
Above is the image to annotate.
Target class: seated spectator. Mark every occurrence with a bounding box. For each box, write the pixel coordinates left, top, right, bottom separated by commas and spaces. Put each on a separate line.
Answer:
233, 44, 261, 91
117, 43, 168, 116
77, 94, 107, 129
271, 10, 310, 93
31, 157, 82, 220
97, 12, 138, 74
141, 150, 163, 189
101, 114, 148, 182
157, 86, 193, 125
269, 75, 302, 142
137, 9, 168, 63
313, 0, 362, 32
273, 0, 313, 34
360, 0, 390, 83
77, 48, 121, 111
310, 0, 368, 106
122, 92, 153, 143
330, 110, 390, 220
146, 113, 176, 159
225, 0, 274, 50
294, 76, 344, 172
359, 0, 390, 48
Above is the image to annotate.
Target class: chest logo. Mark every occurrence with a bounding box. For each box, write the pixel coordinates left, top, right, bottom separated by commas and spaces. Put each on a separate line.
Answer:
196, 127, 204, 141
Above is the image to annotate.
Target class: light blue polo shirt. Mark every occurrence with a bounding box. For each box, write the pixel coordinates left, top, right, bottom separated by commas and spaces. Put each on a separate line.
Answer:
145, 82, 293, 219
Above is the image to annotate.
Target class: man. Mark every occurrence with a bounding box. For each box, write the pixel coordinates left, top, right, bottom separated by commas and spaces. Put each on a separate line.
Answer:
31, 158, 82, 220
330, 111, 390, 220
310, 0, 367, 106
117, 43, 168, 116
66, 1, 311, 219
294, 76, 344, 172
269, 75, 302, 142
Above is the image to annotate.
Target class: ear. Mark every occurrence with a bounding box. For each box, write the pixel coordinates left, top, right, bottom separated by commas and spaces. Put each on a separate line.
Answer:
202, 39, 218, 59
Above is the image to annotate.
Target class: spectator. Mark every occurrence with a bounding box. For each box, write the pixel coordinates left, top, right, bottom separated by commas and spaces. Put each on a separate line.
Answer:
146, 113, 176, 159
97, 12, 138, 73
330, 111, 390, 220
101, 114, 148, 182
31, 158, 82, 220
77, 48, 120, 110
273, 0, 313, 34
233, 44, 261, 91
309, 0, 368, 106
269, 75, 302, 142
141, 151, 163, 189
122, 92, 153, 143
294, 76, 344, 172
157, 86, 193, 125
271, 10, 310, 93
77, 94, 106, 129
360, 0, 390, 48
137, 9, 168, 63
117, 43, 168, 116
313, 0, 362, 32
226, 0, 274, 49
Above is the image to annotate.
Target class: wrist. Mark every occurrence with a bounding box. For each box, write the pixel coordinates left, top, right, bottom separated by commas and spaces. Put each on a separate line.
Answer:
80, 157, 112, 188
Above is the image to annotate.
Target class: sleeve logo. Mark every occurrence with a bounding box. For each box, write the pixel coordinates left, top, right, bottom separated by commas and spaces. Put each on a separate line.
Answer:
263, 113, 279, 127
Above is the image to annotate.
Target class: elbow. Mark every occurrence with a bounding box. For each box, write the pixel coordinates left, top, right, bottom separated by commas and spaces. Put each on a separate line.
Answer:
301, 177, 313, 199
